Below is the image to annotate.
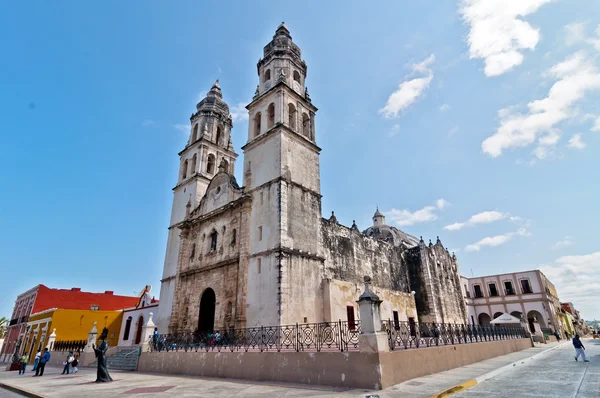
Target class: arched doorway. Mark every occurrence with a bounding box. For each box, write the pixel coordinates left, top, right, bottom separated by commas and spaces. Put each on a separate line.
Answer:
493, 312, 503, 320
510, 311, 523, 320
134, 315, 144, 344
198, 288, 216, 333
527, 310, 545, 333
478, 313, 491, 325
123, 317, 132, 341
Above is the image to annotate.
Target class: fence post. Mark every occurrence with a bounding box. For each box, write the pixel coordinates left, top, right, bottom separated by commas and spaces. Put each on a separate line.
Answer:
338, 320, 344, 352
357, 275, 389, 353
85, 322, 98, 353
260, 326, 264, 352
295, 323, 299, 352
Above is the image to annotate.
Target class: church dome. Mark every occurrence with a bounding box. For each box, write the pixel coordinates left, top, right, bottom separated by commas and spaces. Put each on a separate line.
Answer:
196, 80, 230, 117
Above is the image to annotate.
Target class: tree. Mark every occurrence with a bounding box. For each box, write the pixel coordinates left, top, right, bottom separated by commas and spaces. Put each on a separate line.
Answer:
0, 317, 7, 339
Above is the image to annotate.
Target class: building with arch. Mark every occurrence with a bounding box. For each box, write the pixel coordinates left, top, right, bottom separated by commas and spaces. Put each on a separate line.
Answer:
461, 270, 564, 336
117, 285, 159, 347
157, 24, 466, 335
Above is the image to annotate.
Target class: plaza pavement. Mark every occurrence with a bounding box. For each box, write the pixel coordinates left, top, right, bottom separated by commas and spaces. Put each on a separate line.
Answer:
0, 339, 587, 398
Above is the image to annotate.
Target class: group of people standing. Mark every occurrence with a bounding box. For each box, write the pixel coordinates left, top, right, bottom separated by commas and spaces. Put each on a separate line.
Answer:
17, 348, 80, 376
18, 347, 52, 376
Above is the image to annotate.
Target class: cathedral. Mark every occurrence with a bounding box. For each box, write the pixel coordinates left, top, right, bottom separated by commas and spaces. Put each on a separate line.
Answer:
155, 24, 466, 334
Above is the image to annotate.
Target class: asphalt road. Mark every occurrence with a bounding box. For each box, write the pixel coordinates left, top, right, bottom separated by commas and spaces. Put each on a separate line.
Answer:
0, 387, 24, 398
453, 338, 600, 398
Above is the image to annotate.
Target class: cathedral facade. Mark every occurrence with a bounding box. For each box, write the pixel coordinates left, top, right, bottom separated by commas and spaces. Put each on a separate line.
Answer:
156, 24, 466, 335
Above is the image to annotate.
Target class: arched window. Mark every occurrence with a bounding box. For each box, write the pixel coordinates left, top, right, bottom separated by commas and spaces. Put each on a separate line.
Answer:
216, 126, 222, 146
182, 159, 188, 179
192, 124, 198, 142
264, 69, 271, 82
191, 154, 197, 175
267, 103, 275, 128
210, 229, 218, 251
254, 112, 262, 138
293, 70, 301, 83
189, 243, 196, 260
231, 229, 237, 245
207, 154, 215, 174
302, 113, 310, 137
288, 103, 296, 131
221, 159, 229, 173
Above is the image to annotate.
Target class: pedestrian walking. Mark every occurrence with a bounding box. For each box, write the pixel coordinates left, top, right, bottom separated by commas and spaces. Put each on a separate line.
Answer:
31, 350, 41, 372
553, 331, 561, 341
62, 351, 74, 374
33, 348, 51, 377
573, 334, 589, 362
18, 354, 29, 375
72, 352, 79, 373
152, 327, 159, 351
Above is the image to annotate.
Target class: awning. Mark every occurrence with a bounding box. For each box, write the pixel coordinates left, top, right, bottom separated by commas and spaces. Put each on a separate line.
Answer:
490, 313, 521, 324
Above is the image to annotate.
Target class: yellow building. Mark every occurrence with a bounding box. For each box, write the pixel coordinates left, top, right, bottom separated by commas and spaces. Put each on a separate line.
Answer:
21, 308, 124, 364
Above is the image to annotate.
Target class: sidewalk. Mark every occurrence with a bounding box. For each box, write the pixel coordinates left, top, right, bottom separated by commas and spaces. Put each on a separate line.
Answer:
0, 341, 566, 397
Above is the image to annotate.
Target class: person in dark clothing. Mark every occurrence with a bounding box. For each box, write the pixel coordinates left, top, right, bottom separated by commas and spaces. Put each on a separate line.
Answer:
573, 334, 589, 362
33, 348, 51, 377
553, 331, 561, 341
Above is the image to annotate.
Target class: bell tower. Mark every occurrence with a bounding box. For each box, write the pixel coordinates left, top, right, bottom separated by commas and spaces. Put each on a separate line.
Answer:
242, 23, 322, 326
156, 80, 238, 333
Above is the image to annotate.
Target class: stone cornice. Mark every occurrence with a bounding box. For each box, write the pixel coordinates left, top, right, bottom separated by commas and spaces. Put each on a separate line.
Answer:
246, 81, 318, 113
245, 175, 322, 199
241, 122, 321, 154
172, 172, 212, 191
250, 246, 325, 263
178, 139, 238, 158
179, 255, 241, 278
180, 195, 252, 229
160, 275, 176, 283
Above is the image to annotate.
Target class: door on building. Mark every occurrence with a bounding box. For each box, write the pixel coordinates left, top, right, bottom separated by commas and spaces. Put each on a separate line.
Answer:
134, 316, 144, 344
198, 288, 216, 333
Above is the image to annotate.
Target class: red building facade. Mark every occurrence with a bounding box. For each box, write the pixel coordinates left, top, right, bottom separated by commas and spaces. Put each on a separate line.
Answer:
1, 285, 139, 363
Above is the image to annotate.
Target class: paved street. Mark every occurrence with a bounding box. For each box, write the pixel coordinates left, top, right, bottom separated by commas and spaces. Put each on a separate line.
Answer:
0, 340, 595, 397
454, 338, 600, 398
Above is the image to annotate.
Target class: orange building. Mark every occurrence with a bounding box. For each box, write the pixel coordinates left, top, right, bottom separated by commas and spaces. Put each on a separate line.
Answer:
3, 285, 138, 365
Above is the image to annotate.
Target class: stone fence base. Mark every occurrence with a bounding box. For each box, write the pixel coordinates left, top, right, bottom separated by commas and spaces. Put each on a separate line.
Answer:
46, 351, 96, 368
138, 338, 533, 390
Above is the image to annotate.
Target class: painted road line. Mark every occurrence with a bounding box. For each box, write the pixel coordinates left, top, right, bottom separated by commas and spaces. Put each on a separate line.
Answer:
428, 341, 569, 398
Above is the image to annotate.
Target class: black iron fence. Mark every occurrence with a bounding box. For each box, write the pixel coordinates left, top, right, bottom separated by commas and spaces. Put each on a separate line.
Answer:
52, 339, 87, 352
152, 320, 361, 353
540, 327, 554, 335
384, 320, 527, 350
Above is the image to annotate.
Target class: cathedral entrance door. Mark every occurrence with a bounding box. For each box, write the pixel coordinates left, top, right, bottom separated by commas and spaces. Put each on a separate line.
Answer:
198, 288, 216, 333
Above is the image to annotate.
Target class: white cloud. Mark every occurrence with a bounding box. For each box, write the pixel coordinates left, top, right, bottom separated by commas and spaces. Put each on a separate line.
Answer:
173, 124, 189, 134
386, 198, 448, 227
444, 210, 513, 231
540, 252, 600, 319
565, 23, 587, 46
465, 227, 529, 252
460, 0, 553, 77
142, 119, 155, 126
230, 102, 249, 122
592, 117, 600, 132
389, 124, 400, 137
568, 134, 586, 149
482, 51, 600, 158
440, 104, 451, 112
552, 236, 574, 249
379, 55, 435, 119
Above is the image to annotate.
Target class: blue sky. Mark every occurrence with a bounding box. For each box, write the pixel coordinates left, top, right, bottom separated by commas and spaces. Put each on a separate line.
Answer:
1, 1, 599, 321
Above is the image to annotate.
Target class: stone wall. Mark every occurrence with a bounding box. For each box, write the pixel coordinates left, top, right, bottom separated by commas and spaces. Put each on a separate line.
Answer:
138, 338, 532, 390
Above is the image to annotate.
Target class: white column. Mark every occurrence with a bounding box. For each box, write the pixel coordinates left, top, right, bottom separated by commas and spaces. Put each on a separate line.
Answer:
357, 276, 389, 353
141, 312, 156, 352
85, 322, 98, 353
46, 329, 57, 350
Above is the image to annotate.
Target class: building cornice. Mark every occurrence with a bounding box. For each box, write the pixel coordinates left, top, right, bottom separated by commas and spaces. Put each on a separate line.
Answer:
246, 81, 318, 112
250, 246, 325, 263
178, 139, 238, 158
241, 122, 321, 154
245, 175, 322, 199
180, 195, 252, 228
179, 255, 241, 278
172, 172, 212, 191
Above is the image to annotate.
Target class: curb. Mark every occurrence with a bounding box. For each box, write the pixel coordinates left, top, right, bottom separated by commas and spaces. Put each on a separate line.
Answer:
0, 382, 45, 398
427, 341, 569, 398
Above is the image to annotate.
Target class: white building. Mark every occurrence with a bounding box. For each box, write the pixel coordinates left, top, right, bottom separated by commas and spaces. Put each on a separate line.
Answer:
461, 270, 562, 335
117, 286, 159, 347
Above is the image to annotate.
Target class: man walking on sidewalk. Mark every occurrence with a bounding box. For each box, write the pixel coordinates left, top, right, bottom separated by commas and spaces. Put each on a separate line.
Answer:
573, 334, 589, 362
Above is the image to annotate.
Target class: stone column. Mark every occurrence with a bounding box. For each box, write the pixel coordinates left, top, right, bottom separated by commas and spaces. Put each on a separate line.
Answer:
357, 276, 389, 353
141, 312, 156, 352
85, 322, 98, 353
46, 329, 57, 351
